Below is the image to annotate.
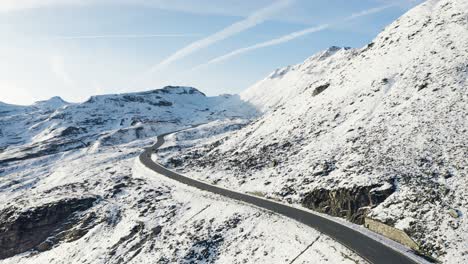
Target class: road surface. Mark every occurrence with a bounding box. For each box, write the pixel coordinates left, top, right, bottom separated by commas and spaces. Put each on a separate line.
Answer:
139, 128, 421, 264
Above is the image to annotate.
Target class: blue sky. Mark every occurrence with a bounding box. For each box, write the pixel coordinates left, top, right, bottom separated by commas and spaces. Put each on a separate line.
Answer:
0, 0, 422, 105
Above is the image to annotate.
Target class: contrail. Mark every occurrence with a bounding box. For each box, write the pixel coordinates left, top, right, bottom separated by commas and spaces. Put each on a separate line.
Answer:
192, 4, 395, 70
144, 0, 293, 73
345, 4, 395, 20
53, 34, 202, 39
193, 24, 330, 70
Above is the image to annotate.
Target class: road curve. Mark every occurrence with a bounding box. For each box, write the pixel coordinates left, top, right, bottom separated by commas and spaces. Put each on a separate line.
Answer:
139, 129, 420, 264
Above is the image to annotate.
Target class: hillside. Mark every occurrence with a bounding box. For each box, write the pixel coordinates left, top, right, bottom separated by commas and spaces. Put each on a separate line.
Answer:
156, 0, 468, 262
1, 0, 466, 263
0, 86, 256, 166
0, 86, 366, 264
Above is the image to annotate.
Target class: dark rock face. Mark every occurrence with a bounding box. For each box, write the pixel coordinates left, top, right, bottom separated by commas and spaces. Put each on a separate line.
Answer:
153, 100, 173, 107
312, 83, 330, 96
60, 126, 87, 137
301, 183, 395, 224
0, 196, 98, 260
107, 222, 162, 264
183, 234, 224, 263
182, 215, 241, 264
162, 86, 206, 96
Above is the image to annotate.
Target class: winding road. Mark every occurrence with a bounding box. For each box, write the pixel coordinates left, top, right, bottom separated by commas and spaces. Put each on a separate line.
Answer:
139, 128, 420, 264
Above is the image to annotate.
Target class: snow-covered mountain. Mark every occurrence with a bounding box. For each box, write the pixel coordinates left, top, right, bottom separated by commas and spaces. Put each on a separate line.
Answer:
1, 0, 466, 263
0, 86, 256, 166
0, 85, 365, 264
156, 0, 468, 262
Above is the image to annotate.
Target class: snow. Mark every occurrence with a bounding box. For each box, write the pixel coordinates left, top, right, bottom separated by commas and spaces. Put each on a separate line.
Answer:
0, 86, 257, 162
33, 96, 69, 110
395, 217, 416, 231
0, 0, 466, 262
0, 85, 366, 263
155, 0, 468, 262
0, 128, 366, 264
153, 132, 431, 264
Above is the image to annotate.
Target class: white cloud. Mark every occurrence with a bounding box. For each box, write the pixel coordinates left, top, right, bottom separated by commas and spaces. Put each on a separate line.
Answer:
193, 4, 394, 70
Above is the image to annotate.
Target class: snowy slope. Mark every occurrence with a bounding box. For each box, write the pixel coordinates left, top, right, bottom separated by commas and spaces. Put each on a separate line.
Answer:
1, 0, 466, 262
0, 85, 364, 263
0, 134, 366, 264
0, 86, 257, 166
240, 46, 353, 112
33, 96, 69, 110
157, 0, 468, 262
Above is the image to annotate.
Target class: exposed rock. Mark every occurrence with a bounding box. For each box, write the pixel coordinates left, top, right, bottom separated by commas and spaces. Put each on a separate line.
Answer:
270, 160, 279, 167
448, 209, 460, 218
312, 83, 330, 96
0, 196, 99, 260
107, 222, 162, 264
154, 100, 173, 107
301, 183, 395, 224
183, 215, 241, 263
183, 233, 224, 263
311, 160, 336, 177
60, 126, 87, 137
418, 82, 429, 91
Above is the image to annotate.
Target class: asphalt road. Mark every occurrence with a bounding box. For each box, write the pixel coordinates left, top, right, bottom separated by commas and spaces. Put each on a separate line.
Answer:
139, 129, 420, 264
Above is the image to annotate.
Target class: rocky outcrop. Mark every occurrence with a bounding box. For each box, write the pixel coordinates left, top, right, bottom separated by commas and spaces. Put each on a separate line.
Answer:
182, 215, 241, 263
301, 183, 395, 224
0, 196, 99, 259
311, 83, 330, 96
107, 222, 163, 264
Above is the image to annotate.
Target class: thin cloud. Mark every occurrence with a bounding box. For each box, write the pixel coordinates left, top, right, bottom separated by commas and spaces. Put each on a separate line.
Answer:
193, 4, 394, 70
193, 24, 330, 70
345, 4, 395, 20
53, 34, 202, 40
0, 1, 282, 18
144, 0, 293, 73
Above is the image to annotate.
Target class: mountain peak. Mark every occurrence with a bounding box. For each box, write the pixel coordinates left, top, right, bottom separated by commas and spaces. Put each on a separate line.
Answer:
158, 86, 206, 96
33, 96, 68, 109
316, 46, 352, 61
